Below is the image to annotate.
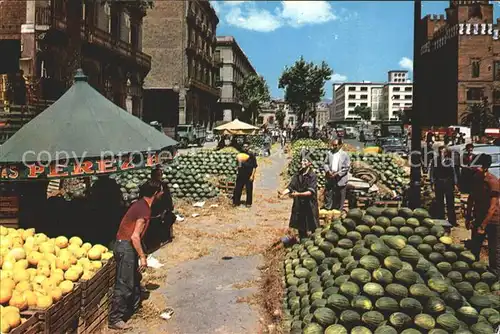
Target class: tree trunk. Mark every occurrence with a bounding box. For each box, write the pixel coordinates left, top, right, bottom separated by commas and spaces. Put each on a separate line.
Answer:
312, 103, 317, 134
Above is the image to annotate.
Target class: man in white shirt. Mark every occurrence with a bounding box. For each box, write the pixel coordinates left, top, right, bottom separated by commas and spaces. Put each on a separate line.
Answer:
323, 139, 351, 210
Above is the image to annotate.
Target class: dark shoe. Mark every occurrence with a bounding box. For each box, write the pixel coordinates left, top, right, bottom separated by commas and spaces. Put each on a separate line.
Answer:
245, 204, 252, 208
109, 320, 131, 330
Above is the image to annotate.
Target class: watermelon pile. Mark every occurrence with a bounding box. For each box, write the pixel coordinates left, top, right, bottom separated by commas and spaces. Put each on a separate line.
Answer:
112, 151, 238, 205
282, 207, 500, 333
288, 148, 409, 198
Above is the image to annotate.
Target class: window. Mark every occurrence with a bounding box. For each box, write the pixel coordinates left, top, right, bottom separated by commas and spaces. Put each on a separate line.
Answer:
288, 117, 294, 125
405, 95, 412, 100
405, 87, 412, 92
348, 102, 356, 107
348, 87, 356, 91
494, 89, 500, 104
471, 59, 480, 78
360, 87, 368, 91
360, 95, 368, 99
494, 61, 500, 80
348, 94, 356, 99
393, 95, 400, 100
393, 103, 400, 107
466, 87, 484, 101
393, 87, 400, 91
361, 103, 368, 106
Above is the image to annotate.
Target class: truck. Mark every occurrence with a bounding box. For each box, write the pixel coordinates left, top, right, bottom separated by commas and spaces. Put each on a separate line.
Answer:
380, 122, 404, 138
175, 124, 206, 148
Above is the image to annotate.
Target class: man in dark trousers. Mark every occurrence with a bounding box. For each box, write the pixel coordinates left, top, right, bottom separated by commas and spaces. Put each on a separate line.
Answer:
429, 146, 458, 227
459, 143, 475, 194
233, 143, 257, 207
143, 166, 175, 251
466, 154, 500, 275
323, 139, 351, 211
109, 181, 162, 330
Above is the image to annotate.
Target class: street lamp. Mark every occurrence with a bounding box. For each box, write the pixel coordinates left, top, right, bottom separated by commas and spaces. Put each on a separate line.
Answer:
172, 83, 180, 93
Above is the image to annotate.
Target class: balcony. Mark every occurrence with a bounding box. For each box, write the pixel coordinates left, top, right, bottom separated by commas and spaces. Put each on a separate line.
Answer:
219, 97, 240, 104
186, 78, 220, 96
35, 6, 52, 28
86, 27, 151, 70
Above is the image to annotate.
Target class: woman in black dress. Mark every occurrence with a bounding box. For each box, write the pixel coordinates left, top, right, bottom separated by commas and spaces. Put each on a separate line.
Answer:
278, 158, 320, 239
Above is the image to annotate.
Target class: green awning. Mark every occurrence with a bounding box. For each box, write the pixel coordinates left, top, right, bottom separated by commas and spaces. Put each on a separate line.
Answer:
0, 69, 177, 164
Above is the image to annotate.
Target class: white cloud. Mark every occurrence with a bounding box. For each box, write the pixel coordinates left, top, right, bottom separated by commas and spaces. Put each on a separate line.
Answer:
225, 6, 283, 32
218, 0, 349, 32
210, 1, 221, 14
399, 57, 413, 71
279, 1, 337, 27
331, 73, 348, 83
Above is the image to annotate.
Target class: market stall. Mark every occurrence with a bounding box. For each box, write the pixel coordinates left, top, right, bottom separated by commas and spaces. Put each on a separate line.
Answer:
0, 69, 177, 333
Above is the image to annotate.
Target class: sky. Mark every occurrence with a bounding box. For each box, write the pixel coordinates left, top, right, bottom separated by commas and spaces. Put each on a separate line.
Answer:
212, 1, 500, 99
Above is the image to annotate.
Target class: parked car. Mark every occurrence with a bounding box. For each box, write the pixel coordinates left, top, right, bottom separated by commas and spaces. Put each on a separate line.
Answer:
345, 127, 358, 139
378, 136, 408, 157
206, 130, 215, 142
176, 124, 206, 148
450, 143, 500, 179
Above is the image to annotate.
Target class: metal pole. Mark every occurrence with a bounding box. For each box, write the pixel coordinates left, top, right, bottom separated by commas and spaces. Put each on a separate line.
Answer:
409, 0, 422, 209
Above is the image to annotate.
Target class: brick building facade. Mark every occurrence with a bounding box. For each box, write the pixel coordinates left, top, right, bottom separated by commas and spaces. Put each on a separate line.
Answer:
418, 0, 500, 126
0, 0, 151, 117
142, 0, 220, 128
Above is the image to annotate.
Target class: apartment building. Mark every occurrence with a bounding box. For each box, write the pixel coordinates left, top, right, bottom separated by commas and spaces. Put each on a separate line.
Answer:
142, 0, 220, 128
381, 71, 413, 120
258, 99, 296, 129
332, 71, 413, 122
216, 36, 257, 121
0, 0, 151, 116
316, 102, 330, 129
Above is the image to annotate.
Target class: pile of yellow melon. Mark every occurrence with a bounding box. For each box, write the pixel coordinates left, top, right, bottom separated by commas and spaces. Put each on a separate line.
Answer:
0, 226, 113, 333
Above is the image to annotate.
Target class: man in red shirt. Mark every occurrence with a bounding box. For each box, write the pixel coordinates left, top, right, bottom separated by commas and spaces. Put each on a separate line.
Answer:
466, 154, 500, 275
109, 181, 162, 330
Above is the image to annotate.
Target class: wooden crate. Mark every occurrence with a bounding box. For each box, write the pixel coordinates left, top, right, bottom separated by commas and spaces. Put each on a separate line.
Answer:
12, 313, 43, 334
373, 200, 401, 208
78, 259, 116, 333
218, 180, 236, 194
35, 284, 82, 333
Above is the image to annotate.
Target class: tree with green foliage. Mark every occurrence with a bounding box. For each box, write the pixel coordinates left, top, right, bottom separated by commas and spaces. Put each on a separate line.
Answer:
352, 105, 372, 122
394, 108, 411, 124
460, 97, 499, 136
275, 105, 286, 128
237, 74, 271, 124
278, 57, 332, 130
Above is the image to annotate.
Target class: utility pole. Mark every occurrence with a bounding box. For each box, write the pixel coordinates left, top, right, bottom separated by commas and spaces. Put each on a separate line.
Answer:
409, 0, 422, 209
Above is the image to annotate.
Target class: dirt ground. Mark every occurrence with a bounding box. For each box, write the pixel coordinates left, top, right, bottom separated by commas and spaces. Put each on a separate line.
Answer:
117, 147, 291, 334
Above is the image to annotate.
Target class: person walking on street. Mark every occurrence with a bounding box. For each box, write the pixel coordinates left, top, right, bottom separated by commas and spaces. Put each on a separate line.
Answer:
465, 153, 500, 274
359, 130, 366, 147
263, 132, 272, 156
233, 143, 258, 207
281, 129, 287, 149
278, 157, 319, 239
109, 181, 162, 330
323, 139, 351, 211
459, 143, 475, 194
429, 146, 458, 226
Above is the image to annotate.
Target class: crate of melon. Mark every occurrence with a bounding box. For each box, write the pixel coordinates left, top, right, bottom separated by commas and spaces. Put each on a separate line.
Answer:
77, 258, 116, 333
27, 283, 82, 333
4, 310, 43, 334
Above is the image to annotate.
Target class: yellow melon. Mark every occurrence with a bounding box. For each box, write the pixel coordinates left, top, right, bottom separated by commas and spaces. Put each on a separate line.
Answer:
39, 242, 55, 255
59, 280, 74, 295
2, 260, 15, 271
71, 264, 84, 276
81, 271, 95, 281
36, 294, 53, 309
12, 270, 29, 284
0, 278, 15, 292
23, 290, 37, 308
64, 269, 80, 282
0, 270, 13, 281
55, 256, 71, 271
2, 311, 21, 329
0, 286, 12, 304
10, 236, 23, 248
7, 248, 25, 261
8, 293, 27, 311
36, 266, 51, 278
27, 251, 43, 266
41, 279, 56, 291
0, 317, 10, 334
69, 237, 83, 247
91, 261, 102, 270
54, 236, 69, 249
32, 275, 46, 285
73, 247, 86, 259
33, 233, 48, 245
0, 226, 8, 236
1, 306, 19, 315
101, 252, 113, 261
13, 259, 28, 271
87, 247, 102, 260
81, 242, 92, 252
93, 244, 108, 253
0, 255, 3, 268
21, 228, 35, 241
14, 281, 30, 293
50, 287, 63, 302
